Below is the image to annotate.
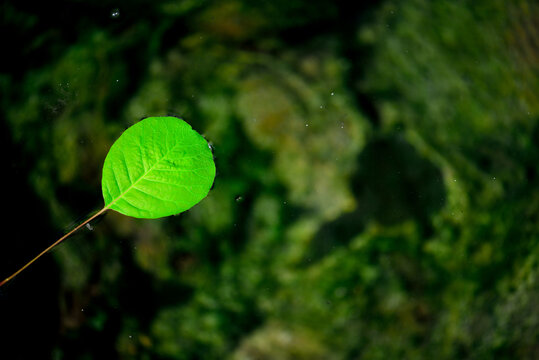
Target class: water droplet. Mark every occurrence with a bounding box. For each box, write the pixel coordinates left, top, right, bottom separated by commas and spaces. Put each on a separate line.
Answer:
319, 105, 324, 109
453, 179, 457, 182
492, 177, 496, 180
283, 201, 287, 205
81, 308, 85, 312
115, 79, 119, 83
235, 196, 243, 202
111, 8, 120, 18
305, 123, 309, 127
331, 92, 335, 96
129, 335, 133, 339
340, 122, 344, 129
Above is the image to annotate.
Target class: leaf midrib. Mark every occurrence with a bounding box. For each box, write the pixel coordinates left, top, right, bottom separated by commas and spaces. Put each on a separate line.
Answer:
105, 141, 182, 210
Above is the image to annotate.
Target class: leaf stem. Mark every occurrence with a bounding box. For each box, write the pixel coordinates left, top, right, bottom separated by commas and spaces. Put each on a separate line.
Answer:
0, 208, 108, 288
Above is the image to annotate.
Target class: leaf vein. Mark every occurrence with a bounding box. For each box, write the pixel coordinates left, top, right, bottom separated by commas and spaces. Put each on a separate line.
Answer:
133, 186, 177, 204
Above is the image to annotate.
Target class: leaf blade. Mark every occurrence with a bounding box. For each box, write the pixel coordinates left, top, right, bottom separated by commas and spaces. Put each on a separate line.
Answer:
102, 116, 215, 218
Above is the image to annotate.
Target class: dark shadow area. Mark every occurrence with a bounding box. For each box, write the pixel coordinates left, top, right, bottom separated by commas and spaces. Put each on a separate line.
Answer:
0, 115, 60, 359
306, 134, 446, 263
336, 0, 384, 128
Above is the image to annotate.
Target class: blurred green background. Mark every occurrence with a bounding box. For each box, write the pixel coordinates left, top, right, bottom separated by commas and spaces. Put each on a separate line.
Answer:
1, 0, 538, 359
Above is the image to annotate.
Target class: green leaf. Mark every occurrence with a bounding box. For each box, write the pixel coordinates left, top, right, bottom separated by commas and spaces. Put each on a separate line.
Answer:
101, 116, 216, 218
